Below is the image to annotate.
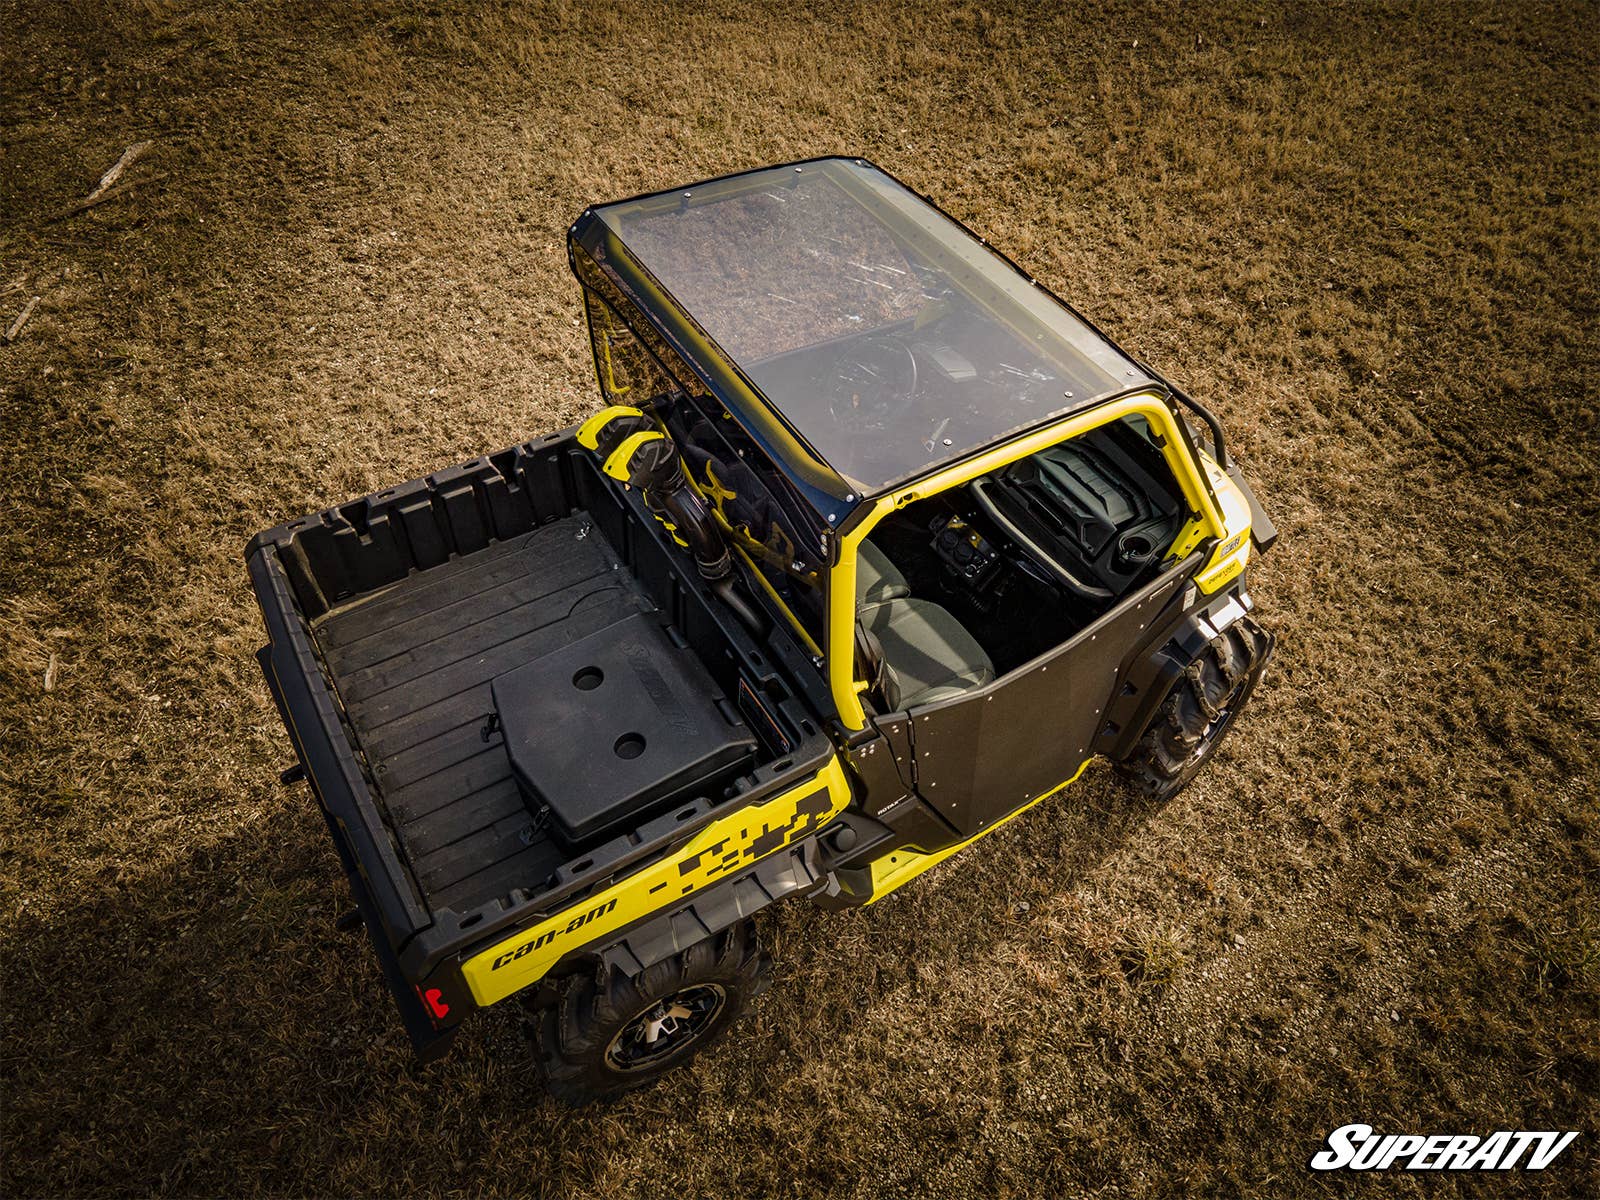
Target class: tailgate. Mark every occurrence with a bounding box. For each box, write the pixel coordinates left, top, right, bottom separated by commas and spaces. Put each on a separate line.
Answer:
248, 546, 459, 1060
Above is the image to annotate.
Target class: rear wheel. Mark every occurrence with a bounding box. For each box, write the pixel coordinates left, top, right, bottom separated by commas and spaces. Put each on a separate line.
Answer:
535, 920, 770, 1105
1117, 616, 1272, 803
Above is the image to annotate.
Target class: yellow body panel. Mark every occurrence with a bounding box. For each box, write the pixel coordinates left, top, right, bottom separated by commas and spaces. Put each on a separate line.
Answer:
576, 404, 645, 450
826, 392, 1230, 730
865, 760, 1092, 902
462, 757, 852, 1006
1193, 452, 1254, 593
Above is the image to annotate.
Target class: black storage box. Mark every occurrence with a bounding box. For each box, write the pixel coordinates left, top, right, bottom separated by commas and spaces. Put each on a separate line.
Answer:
491, 612, 759, 845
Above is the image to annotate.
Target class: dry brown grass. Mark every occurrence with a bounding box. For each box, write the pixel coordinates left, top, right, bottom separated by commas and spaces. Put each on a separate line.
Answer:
2, 1, 1597, 1196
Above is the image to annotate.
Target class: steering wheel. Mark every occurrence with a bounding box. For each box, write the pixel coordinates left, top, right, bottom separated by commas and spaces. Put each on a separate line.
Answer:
823, 335, 920, 429
969, 476, 1114, 602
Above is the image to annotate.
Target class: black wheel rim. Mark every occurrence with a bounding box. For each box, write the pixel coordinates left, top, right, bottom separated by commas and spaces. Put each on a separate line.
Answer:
604, 984, 727, 1072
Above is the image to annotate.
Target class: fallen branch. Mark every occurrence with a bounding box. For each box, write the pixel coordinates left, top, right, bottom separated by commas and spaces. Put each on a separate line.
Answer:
5, 296, 40, 342
49, 172, 169, 222
86, 140, 153, 204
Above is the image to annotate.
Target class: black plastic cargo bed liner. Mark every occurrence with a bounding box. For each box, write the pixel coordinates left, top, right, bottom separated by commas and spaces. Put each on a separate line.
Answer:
248, 433, 839, 1059
314, 513, 650, 913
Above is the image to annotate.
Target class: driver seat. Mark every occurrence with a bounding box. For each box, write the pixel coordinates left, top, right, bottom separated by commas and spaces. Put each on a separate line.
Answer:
861, 596, 995, 710
857, 539, 911, 609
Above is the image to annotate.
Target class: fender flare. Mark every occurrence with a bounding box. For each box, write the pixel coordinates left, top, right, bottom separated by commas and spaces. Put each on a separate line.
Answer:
589, 840, 826, 981
1095, 582, 1260, 762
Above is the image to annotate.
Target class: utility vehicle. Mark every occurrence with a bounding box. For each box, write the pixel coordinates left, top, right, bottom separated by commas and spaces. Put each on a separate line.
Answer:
247, 158, 1276, 1102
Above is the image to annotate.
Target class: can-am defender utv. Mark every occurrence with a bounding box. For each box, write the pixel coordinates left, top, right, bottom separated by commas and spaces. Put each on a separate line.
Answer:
247, 158, 1277, 1103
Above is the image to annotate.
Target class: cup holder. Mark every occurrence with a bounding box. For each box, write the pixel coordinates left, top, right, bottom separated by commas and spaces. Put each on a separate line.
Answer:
1117, 533, 1156, 565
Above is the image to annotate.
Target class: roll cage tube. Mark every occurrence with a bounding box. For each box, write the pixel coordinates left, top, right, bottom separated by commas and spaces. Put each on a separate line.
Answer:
824, 392, 1228, 731
1169, 389, 1229, 471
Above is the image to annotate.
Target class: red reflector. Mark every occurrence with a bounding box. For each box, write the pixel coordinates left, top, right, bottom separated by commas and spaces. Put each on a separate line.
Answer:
416, 985, 450, 1021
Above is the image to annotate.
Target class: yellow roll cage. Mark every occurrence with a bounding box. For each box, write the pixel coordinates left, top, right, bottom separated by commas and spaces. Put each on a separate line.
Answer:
823, 392, 1232, 731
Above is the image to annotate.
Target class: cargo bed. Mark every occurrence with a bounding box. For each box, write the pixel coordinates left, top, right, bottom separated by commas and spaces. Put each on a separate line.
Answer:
313, 515, 648, 914
247, 431, 836, 1054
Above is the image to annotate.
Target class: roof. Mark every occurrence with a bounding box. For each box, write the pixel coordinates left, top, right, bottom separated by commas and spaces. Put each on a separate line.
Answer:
569, 157, 1157, 525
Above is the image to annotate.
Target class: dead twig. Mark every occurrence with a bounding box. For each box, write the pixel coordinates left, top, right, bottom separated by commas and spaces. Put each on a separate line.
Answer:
5, 296, 40, 342
85, 140, 153, 204
44, 652, 60, 693
49, 172, 169, 222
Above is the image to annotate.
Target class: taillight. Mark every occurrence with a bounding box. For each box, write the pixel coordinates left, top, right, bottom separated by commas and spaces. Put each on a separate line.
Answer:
416, 985, 450, 1022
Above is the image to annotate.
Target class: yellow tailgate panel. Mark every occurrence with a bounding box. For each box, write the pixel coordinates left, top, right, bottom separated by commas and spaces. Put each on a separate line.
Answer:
462, 757, 851, 1006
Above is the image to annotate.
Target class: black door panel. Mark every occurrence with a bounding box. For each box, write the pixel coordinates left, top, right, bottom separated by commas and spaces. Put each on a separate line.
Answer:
909, 566, 1194, 837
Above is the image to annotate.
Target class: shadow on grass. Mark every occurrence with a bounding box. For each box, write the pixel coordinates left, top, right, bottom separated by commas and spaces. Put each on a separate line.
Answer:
1, 766, 1169, 1197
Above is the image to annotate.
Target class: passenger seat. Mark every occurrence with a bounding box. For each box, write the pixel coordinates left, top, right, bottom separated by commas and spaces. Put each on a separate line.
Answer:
857, 539, 911, 608
855, 538, 994, 709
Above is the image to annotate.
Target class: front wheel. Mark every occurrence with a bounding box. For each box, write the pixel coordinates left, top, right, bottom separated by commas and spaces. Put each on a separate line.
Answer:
535, 920, 770, 1105
1116, 616, 1273, 803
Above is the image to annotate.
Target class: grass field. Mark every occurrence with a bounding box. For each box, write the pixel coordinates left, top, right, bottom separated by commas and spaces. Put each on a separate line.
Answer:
3, 1, 1597, 1196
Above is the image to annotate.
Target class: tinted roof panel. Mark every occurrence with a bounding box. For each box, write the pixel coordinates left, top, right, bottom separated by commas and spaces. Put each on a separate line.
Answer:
594, 159, 1153, 494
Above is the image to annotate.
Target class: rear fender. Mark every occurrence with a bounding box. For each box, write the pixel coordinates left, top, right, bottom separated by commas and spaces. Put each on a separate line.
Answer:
595, 840, 825, 979
458, 757, 851, 1006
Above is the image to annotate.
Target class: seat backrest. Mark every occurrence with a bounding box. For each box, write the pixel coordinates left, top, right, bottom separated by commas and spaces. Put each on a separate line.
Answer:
860, 596, 995, 711
857, 539, 911, 608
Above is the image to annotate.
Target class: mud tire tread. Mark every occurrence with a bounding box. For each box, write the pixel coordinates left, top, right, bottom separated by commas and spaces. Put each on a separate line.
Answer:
534, 920, 769, 1106
1117, 616, 1270, 802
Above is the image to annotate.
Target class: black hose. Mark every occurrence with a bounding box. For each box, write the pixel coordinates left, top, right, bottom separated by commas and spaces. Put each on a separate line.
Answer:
595, 417, 769, 639
639, 449, 731, 578
710, 576, 770, 639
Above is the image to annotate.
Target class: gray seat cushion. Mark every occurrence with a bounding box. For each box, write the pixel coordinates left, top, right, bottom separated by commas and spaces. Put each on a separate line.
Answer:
862, 597, 995, 711
857, 540, 911, 608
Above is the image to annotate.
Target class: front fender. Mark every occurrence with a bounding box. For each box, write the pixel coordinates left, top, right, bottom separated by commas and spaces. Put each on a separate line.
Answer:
1095, 581, 1261, 762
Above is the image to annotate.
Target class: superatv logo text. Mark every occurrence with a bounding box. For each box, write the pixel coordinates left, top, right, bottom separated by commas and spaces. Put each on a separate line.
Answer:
1311, 1125, 1579, 1172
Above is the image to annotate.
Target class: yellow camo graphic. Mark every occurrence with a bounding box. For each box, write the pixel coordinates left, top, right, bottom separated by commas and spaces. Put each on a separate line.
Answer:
462, 757, 851, 1005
